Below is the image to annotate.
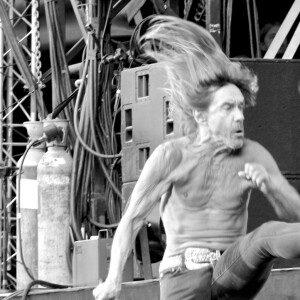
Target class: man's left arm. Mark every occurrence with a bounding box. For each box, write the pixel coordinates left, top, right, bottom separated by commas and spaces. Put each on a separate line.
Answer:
239, 144, 300, 222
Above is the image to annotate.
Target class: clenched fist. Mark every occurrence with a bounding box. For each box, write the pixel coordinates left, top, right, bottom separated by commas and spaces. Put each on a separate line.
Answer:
238, 163, 270, 194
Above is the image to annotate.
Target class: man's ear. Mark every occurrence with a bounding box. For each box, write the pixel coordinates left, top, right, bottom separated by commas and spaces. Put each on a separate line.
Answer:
193, 110, 207, 125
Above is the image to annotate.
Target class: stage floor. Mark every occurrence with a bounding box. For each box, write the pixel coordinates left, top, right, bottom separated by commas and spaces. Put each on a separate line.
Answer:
1, 268, 300, 300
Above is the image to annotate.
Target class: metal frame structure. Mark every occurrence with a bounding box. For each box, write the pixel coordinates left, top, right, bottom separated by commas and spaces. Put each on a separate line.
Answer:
0, 0, 41, 290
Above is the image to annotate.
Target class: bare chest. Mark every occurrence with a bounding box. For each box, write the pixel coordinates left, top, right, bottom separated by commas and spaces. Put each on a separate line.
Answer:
173, 153, 250, 210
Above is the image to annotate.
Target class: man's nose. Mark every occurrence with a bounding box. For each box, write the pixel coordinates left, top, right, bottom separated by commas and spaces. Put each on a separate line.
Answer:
234, 107, 244, 121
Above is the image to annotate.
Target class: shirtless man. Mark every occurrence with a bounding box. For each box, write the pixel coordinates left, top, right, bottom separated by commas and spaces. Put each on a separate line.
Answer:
93, 16, 300, 300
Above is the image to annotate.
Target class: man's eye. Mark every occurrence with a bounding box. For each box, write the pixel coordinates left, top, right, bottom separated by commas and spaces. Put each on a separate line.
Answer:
223, 104, 231, 110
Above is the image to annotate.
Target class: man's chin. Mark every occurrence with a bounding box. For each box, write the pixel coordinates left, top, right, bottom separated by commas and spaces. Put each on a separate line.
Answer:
232, 139, 244, 150
227, 137, 244, 150
212, 134, 244, 150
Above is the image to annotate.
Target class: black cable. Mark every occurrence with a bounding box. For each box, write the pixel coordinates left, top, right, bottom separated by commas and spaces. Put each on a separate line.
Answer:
51, 88, 79, 119
100, 0, 113, 58
88, 215, 118, 229
73, 84, 122, 159
21, 279, 71, 300
129, 15, 158, 66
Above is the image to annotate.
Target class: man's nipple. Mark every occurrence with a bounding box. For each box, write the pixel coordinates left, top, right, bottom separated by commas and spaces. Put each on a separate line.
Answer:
183, 191, 188, 198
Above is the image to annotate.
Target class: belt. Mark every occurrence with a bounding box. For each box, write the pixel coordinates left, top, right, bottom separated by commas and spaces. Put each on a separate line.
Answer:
159, 248, 222, 274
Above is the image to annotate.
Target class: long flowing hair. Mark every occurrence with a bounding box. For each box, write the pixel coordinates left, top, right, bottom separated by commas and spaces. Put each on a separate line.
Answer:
139, 15, 258, 138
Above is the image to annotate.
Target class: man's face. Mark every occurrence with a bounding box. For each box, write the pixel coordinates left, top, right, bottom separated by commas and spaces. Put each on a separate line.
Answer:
206, 84, 245, 149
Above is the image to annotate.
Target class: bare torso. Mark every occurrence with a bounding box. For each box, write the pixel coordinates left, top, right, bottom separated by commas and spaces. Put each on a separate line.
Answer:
160, 136, 255, 258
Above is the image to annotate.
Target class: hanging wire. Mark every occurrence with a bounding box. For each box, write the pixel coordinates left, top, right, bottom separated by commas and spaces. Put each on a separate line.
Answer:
100, 0, 113, 58
128, 15, 158, 66
252, 0, 261, 58
223, 0, 260, 58
68, 0, 126, 239
21, 280, 71, 300
73, 92, 122, 159
246, 0, 254, 57
225, 0, 233, 57
44, 0, 76, 145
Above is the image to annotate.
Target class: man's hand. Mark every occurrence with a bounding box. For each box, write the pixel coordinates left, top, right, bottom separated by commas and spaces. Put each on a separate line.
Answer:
238, 163, 270, 194
93, 278, 121, 300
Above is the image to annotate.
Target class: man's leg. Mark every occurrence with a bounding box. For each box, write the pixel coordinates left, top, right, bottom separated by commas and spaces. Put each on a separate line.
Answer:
211, 221, 300, 299
160, 265, 213, 300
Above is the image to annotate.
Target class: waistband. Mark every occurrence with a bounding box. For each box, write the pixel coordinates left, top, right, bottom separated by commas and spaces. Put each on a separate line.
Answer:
159, 248, 222, 274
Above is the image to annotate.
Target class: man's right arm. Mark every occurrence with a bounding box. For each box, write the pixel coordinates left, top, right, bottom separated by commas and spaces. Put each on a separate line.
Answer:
93, 143, 180, 300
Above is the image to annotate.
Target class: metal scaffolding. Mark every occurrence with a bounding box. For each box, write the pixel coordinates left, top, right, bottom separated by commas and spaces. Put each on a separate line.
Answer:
0, 0, 42, 291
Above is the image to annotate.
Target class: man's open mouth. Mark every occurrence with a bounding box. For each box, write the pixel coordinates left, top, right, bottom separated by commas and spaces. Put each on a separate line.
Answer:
234, 129, 244, 136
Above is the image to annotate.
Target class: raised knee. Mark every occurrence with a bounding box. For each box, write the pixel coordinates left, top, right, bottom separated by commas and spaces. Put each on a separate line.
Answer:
254, 221, 285, 237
